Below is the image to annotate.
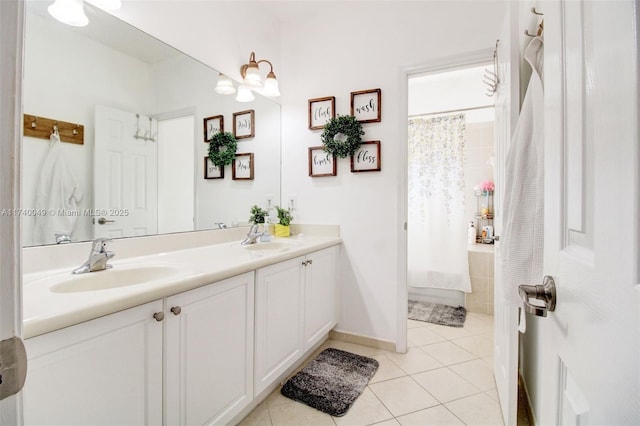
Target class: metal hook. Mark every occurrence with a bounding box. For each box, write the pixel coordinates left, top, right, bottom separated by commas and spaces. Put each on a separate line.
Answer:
531, 6, 543, 16
31, 116, 37, 128
73, 125, 79, 135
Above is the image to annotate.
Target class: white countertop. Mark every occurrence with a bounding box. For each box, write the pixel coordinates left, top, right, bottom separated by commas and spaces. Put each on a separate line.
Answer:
23, 234, 341, 339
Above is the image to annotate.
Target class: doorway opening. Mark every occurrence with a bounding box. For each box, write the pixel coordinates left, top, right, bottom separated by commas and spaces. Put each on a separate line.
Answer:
407, 65, 496, 324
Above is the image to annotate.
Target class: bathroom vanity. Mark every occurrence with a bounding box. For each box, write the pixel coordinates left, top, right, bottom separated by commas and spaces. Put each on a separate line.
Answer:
21, 227, 341, 425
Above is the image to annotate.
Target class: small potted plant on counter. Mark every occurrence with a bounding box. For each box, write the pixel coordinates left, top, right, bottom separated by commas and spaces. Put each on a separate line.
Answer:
249, 205, 267, 225
274, 206, 293, 237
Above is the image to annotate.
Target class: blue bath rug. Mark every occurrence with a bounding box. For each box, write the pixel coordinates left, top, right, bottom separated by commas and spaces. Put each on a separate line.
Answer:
280, 348, 379, 417
408, 300, 467, 327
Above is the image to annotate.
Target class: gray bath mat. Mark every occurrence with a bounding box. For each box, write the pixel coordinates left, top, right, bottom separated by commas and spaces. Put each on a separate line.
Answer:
408, 300, 467, 327
280, 348, 379, 417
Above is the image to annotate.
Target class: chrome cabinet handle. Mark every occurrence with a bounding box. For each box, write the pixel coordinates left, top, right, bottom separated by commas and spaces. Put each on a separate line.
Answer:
153, 312, 165, 322
96, 217, 115, 225
170, 306, 182, 316
307, 259, 313, 265
518, 276, 557, 317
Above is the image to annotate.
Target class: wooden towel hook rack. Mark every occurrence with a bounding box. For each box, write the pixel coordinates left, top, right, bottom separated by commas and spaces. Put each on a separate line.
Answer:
23, 114, 84, 145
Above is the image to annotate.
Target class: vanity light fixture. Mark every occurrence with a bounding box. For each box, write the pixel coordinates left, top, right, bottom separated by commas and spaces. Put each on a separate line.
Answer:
240, 51, 280, 97
214, 73, 237, 95
48, 0, 89, 27
236, 84, 255, 103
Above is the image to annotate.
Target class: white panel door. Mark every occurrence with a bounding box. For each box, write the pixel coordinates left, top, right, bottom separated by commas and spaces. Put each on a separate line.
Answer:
255, 257, 305, 395
23, 301, 163, 426
0, 0, 25, 422
539, 0, 639, 423
492, 2, 521, 424
94, 105, 157, 239
164, 273, 254, 426
303, 247, 337, 351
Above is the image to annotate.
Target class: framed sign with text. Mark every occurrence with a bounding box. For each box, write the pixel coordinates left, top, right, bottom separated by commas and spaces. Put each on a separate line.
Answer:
204, 157, 224, 179
350, 141, 381, 172
308, 96, 335, 130
203, 115, 224, 142
308, 146, 337, 177
350, 88, 381, 123
232, 153, 254, 180
233, 110, 255, 139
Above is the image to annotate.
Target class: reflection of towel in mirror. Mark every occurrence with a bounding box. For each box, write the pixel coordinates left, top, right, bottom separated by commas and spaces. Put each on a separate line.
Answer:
33, 133, 83, 245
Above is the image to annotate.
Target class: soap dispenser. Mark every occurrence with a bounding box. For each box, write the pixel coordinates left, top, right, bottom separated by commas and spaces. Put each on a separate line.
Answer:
260, 220, 272, 242
467, 221, 476, 245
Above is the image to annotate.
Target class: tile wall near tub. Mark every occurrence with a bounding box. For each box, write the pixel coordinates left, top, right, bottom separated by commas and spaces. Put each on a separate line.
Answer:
466, 247, 495, 314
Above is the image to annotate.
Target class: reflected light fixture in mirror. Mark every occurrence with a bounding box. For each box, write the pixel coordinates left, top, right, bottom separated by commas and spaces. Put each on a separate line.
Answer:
240, 51, 280, 97
86, 0, 122, 11
214, 73, 237, 95
48, 0, 89, 27
236, 85, 255, 102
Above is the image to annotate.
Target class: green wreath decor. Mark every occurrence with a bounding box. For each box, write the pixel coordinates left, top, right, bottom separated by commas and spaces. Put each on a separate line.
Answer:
321, 115, 365, 158
208, 131, 238, 167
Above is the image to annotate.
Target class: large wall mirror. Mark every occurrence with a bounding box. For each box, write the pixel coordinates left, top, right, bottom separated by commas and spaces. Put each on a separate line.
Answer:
22, 1, 281, 247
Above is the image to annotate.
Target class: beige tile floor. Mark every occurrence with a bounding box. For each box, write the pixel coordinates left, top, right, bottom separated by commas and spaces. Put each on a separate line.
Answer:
239, 312, 506, 426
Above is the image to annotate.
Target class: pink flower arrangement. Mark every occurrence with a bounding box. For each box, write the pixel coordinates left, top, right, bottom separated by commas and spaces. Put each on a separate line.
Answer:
480, 180, 495, 192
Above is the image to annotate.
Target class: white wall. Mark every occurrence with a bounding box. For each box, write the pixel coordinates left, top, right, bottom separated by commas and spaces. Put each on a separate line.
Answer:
279, 2, 505, 342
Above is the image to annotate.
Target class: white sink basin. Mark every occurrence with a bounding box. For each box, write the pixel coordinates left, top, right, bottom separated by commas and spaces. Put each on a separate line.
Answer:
49, 265, 180, 293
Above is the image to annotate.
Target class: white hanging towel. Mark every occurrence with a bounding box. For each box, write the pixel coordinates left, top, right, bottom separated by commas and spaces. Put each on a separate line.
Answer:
501, 36, 545, 306
33, 132, 83, 245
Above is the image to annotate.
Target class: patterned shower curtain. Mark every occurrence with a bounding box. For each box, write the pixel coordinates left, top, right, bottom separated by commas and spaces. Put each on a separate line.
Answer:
407, 113, 471, 292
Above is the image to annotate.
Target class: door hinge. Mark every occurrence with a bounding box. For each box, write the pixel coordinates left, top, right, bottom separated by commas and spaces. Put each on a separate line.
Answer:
0, 337, 27, 400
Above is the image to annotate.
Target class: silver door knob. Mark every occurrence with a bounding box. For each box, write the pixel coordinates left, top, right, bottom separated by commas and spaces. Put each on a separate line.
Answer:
518, 275, 557, 317
97, 217, 115, 225
170, 306, 182, 316
153, 312, 165, 322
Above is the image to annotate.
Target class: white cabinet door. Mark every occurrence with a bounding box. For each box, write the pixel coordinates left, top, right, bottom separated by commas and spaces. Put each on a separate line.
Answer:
303, 246, 337, 351
254, 257, 305, 395
23, 301, 164, 426
164, 273, 254, 426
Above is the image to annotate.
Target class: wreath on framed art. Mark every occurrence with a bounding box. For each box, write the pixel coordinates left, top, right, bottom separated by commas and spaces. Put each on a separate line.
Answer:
321, 115, 364, 158
208, 131, 238, 167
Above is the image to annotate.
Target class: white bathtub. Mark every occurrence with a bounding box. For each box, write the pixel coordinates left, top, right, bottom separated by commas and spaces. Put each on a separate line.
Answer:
408, 286, 465, 308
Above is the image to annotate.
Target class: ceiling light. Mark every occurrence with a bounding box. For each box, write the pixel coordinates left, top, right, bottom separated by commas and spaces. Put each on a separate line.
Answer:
48, 0, 89, 27
214, 73, 236, 95
236, 85, 255, 103
240, 51, 280, 97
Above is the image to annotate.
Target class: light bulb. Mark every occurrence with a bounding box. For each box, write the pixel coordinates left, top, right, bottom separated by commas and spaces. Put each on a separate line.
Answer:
214, 74, 236, 95
236, 85, 255, 102
243, 64, 262, 88
262, 72, 280, 97
48, 0, 89, 27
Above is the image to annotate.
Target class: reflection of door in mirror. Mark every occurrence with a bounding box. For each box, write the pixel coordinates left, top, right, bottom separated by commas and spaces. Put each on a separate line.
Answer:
94, 105, 158, 239
157, 115, 195, 234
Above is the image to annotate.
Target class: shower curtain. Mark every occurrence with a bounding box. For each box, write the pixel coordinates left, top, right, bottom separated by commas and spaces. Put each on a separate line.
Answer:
407, 113, 471, 293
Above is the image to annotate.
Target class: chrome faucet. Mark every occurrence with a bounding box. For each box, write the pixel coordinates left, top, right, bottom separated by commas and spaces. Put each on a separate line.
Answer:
72, 238, 115, 274
55, 233, 72, 244
241, 224, 263, 245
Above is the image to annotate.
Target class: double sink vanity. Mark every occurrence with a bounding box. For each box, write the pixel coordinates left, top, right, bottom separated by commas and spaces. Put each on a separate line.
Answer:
21, 226, 342, 425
